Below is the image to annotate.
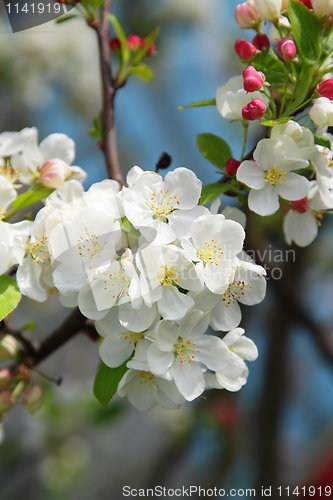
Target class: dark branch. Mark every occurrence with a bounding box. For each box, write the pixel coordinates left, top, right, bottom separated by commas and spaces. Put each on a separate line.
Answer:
93, 0, 124, 185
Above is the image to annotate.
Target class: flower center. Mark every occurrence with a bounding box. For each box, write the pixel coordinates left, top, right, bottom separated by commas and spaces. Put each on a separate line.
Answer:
0, 162, 21, 185
119, 330, 144, 345
174, 338, 200, 364
222, 279, 251, 307
136, 371, 156, 392
101, 267, 131, 304
197, 239, 224, 266
0, 209, 6, 221
156, 265, 178, 286
29, 232, 50, 264
77, 232, 104, 260
265, 167, 287, 186
145, 189, 180, 220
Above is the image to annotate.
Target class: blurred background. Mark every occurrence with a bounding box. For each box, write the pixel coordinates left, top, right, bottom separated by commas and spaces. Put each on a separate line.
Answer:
1, 0, 333, 499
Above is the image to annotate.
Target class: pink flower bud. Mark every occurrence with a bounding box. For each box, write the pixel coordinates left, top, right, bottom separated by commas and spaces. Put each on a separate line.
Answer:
235, 0, 260, 28
242, 98, 267, 120
109, 37, 121, 52
127, 35, 143, 51
289, 198, 308, 213
0, 390, 14, 416
235, 40, 257, 60
22, 386, 43, 414
39, 159, 72, 189
277, 37, 297, 61
243, 66, 265, 92
300, 0, 312, 8
318, 79, 333, 101
146, 43, 156, 56
252, 33, 270, 52
226, 158, 241, 176
0, 370, 12, 391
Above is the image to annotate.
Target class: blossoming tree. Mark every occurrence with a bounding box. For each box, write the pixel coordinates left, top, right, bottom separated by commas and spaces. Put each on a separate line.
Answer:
0, 0, 333, 441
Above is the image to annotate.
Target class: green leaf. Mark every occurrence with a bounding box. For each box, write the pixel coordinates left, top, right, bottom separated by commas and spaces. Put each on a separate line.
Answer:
260, 116, 293, 126
93, 360, 129, 409
20, 321, 36, 332
178, 98, 216, 110
238, 192, 248, 206
200, 183, 231, 205
127, 64, 154, 82
314, 134, 331, 149
197, 133, 232, 170
265, 71, 289, 84
0, 275, 21, 321
4, 186, 54, 221
56, 14, 77, 24
132, 27, 159, 65
289, 0, 321, 64
107, 14, 130, 63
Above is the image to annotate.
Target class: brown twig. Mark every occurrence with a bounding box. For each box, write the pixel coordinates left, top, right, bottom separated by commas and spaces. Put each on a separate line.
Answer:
93, 0, 124, 185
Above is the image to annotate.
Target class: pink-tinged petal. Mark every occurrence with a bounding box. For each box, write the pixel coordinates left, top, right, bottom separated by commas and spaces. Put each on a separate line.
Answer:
99, 334, 134, 368
210, 299, 242, 332
170, 359, 205, 401
236, 160, 265, 189
147, 343, 175, 376
276, 173, 309, 201
248, 184, 280, 216
158, 287, 194, 321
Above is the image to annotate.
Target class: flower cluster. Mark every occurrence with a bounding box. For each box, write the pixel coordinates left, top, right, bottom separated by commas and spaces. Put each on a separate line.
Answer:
212, 0, 333, 247
1, 159, 266, 411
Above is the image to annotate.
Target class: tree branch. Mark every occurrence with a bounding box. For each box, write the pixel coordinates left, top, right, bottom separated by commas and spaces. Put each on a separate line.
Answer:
93, 0, 125, 185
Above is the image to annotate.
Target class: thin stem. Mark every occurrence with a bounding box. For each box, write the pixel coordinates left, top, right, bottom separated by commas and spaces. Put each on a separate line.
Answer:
93, 1, 124, 185
240, 122, 249, 162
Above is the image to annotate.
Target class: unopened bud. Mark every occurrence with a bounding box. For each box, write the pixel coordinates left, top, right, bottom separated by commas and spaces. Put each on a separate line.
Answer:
277, 36, 297, 61
235, 40, 257, 60
312, 0, 333, 18
39, 159, 71, 189
109, 37, 121, 52
235, 0, 260, 28
252, 33, 270, 52
22, 386, 43, 414
318, 79, 333, 101
146, 43, 156, 56
0, 335, 19, 360
242, 98, 267, 120
0, 370, 12, 391
289, 198, 308, 213
0, 390, 14, 417
226, 158, 241, 176
243, 66, 265, 92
